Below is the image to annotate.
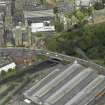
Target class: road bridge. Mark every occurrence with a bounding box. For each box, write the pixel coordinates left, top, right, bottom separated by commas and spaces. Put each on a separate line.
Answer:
0, 48, 105, 75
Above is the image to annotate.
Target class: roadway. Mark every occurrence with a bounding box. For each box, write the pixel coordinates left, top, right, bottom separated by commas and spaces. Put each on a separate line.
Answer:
0, 48, 105, 74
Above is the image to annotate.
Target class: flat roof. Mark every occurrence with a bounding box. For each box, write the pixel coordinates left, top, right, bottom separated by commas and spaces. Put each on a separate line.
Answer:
24, 9, 54, 19
31, 22, 55, 33
57, 1, 74, 13
24, 63, 105, 105
75, 0, 96, 6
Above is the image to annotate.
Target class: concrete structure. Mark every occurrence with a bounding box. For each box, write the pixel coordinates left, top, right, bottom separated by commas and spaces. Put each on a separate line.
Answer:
24, 61, 105, 105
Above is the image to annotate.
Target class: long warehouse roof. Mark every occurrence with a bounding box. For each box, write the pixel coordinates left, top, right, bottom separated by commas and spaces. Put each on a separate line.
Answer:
24, 62, 105, 105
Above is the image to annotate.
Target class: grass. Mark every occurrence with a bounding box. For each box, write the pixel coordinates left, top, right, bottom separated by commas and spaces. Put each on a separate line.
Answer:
93, 59, 105, 67
0, 85, 8, 94
36, 55, 48, 62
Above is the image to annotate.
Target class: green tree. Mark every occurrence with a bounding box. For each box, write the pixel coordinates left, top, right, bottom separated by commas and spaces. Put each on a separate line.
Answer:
74, 10, 85, 23
47, 22, 105, 59
1, 70, 6, 78
94, 2, 104, 10
54, 20, 64, 32
53, 6, 59, 14
40, 0, 46, 5
102, 0, 105, 4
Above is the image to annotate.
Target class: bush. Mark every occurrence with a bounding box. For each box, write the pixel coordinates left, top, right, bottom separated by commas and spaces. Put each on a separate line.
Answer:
102, 0, 105, 4
54, 21, 64, 32
0, 69, 17, 80
94, 2, 104, 10
47, 22, 105, 59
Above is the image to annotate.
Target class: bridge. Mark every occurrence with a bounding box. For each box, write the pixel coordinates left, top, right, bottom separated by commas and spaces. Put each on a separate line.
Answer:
0, 47, 105, 75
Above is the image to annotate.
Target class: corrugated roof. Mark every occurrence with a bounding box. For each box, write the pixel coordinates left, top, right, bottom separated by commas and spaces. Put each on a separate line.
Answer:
24, 63, 105, 105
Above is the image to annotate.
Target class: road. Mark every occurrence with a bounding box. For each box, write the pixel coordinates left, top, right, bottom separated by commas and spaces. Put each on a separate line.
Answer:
0, 47, 105, 74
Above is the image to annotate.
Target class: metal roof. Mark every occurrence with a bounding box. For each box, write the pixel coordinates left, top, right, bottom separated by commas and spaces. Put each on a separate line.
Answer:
24, 63, 105, 105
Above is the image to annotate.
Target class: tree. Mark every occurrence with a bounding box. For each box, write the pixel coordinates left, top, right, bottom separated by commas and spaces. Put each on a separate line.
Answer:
54, 17, 64, 32
53, 6, 59, 14
40, 0, 44, 4
46, 37, 59, 51
94, 2, 104, 10
8, 68, 13, 72
1, 70, 6, 78
74, 10, 85, 23
40, 0, 47, 5
47, 21, 105, 59
102, 0, 105, 4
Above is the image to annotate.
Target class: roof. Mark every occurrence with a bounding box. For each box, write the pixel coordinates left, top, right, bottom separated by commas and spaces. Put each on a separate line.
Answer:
24, 9, 54, 19
0, 62, 16, 73
57, 1, 74, 13
75, 0, 96, 6
24, 63, 105, 105
31, 22, 55, 33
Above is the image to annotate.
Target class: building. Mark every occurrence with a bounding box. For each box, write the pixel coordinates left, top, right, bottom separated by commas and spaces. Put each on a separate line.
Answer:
13, 25, 30, 47
0, 62, 16, 73
75, 0, 97, 7
24, 0, 52, 11
24, 9, 54, 24
31, 21, 55, 48
24, 8, 55, 46
0, 55, 16, 73
0, 1, 7, 12
24, 0, 41, 11
0, 12, 4, 46
0, 0, 13, 46
24, 62, 105, 105
57, 0, 74, 13
0, 1, 8, 46
56, 0, 76, 30
31, 21, 55, 33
